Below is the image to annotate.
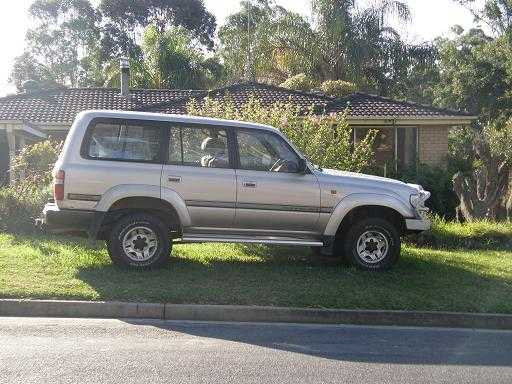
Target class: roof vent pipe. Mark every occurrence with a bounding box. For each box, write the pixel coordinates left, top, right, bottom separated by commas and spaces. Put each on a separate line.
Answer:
120, 57, 130, 97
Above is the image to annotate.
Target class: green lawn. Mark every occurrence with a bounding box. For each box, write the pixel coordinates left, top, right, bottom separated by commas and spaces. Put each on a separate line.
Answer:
1, 229, 511, 313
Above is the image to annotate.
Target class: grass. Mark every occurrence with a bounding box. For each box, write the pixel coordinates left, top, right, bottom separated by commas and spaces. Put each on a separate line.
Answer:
1, 221, 512, 313
411, 217, 512, 250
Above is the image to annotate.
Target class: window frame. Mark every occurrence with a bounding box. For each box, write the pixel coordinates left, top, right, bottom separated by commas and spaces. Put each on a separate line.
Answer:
163, 122, 238, 170
233, 128, 306, 174
80, 117, 168, 164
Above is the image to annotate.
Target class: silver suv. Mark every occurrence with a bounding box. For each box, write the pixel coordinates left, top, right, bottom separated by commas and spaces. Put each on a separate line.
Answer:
42, 110, 431, 271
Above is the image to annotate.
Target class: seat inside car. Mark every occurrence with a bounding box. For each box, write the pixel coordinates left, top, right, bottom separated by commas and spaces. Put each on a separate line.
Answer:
200, 137, 229, 168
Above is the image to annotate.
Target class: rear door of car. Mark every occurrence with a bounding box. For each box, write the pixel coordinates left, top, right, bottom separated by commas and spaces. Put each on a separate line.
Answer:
161, 123, 237, 229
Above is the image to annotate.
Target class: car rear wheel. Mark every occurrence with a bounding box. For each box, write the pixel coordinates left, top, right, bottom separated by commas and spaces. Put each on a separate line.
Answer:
343, 218, 400, 271
106, 213, 171, 269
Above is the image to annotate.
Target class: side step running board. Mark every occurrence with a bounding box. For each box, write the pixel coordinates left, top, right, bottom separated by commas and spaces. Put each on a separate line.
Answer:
178, 234, 323, 247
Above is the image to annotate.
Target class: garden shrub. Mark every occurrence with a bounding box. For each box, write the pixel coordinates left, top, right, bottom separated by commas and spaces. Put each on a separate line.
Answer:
400, 164, 458, 219
0, 139, 61, 234
0, 187, 49, 233
10, 139, 62, 189
279, 74, 317, 92
320, 80, 357, 98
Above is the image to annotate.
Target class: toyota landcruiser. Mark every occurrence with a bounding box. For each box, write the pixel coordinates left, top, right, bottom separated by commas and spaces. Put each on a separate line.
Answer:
42, 110, 431, 271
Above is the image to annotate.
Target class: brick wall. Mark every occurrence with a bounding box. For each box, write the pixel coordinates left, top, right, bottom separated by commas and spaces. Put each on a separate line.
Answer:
418, 126, 449, 167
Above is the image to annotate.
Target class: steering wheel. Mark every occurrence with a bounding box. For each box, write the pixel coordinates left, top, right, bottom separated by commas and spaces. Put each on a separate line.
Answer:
270, 159, 286, 172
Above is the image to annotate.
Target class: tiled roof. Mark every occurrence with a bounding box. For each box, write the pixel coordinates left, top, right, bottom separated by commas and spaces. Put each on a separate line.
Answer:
327, 92, 473, 118
0, 82, 473, 125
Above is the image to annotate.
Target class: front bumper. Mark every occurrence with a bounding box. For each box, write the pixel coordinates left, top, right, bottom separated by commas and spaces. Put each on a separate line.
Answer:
41, 203, 98, 235
405, 218, 431, 232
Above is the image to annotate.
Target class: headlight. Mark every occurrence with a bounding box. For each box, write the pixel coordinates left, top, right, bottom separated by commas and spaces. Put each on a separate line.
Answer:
410, 190, 431, 211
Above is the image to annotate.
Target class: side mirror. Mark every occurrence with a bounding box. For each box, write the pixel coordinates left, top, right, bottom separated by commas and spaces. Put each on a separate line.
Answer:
297, 158, 308, 174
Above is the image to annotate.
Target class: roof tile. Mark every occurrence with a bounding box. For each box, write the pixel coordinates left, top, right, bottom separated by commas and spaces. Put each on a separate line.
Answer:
0, 82, 472, 125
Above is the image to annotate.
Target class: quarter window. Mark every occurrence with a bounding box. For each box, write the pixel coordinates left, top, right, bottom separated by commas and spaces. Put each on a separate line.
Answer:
168, 126, 230, 169
86, 120, 162, 162
237, 130, 300, 173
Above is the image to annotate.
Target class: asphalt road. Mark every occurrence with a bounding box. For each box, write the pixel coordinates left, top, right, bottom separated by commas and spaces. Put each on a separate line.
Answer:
0, 317, 511, 384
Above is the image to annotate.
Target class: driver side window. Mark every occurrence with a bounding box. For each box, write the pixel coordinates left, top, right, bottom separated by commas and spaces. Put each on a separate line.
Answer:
237, 130, 300, 173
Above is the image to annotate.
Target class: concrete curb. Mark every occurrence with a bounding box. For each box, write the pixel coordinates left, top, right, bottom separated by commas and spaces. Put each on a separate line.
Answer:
1, 299, 512, 330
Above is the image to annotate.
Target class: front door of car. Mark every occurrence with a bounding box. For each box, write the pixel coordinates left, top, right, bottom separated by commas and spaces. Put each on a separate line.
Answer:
234, 129, 321, 234
161, 124, 236, 229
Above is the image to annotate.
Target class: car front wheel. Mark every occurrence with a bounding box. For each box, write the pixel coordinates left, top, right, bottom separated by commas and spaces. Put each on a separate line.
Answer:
106, 213, 171, 269
343, 217, 400, 271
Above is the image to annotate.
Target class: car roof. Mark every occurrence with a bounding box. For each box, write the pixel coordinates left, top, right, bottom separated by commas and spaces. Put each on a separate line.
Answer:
78, 110, 281, 134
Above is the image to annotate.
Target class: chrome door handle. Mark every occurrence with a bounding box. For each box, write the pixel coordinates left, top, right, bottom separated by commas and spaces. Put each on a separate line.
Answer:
168, 176, 182, 183
243, 181, 257, 188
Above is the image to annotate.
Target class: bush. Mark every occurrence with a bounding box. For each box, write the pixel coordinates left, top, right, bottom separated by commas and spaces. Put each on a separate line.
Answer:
400, 164, 458, 219
10, 139, 62, 189
0, 187, 49, 233
187, 96, 377, 172
0, 139, 61, 234
320, 80, 357, 98
279, 74, 317, 92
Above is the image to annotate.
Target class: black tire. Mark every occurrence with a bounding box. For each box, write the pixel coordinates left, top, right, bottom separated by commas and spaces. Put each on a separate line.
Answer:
342, 218, 400, 271
106, 213, 171, 269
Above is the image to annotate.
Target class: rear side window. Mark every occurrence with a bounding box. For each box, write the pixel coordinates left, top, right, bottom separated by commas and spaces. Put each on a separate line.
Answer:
84, 120, 162, 162
168, 125, 230, 169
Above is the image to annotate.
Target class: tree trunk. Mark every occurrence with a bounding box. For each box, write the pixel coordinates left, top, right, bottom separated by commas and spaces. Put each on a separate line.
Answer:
452, 135, 510, 221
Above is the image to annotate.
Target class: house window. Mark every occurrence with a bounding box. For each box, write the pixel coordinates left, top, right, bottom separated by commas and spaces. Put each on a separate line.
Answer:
353, 126, 418, 173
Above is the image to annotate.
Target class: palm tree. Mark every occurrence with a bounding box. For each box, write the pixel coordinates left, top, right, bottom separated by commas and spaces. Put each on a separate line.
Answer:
219, 0, 417, 94
103, 25, 223, 89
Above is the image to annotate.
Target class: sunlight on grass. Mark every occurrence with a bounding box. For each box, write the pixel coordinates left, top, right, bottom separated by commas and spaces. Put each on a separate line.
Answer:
0, 230, 511, 313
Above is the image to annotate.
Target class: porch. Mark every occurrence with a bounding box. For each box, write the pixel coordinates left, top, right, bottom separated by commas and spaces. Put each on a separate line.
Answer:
0, 121, 47, 185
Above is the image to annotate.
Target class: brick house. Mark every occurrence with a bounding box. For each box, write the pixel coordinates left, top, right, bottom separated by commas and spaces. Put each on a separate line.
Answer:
0, 80, 476, 183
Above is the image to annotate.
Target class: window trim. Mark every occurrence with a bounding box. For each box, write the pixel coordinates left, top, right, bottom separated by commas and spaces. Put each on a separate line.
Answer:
80, 117, 167, 164
164, 122, 237, 170
233, 128, 307, 174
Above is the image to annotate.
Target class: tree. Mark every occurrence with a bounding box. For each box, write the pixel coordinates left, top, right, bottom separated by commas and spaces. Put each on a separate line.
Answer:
99, 0, 217, 57
453, 120, 512, 221
11, 0, 101, 90
218, 0, 434, 99
104, 25, 224, 89
433, 27, 512, 123
456, 0, 512, 37
11, 0, 218, 91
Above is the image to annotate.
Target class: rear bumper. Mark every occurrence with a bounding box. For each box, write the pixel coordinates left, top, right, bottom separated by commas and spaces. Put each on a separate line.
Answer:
405, 218, 431, 232
41, 203, 101, 236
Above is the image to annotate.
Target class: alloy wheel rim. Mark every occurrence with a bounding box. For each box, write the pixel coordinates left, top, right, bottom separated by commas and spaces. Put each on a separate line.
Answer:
356, 230, 389, 264
122, 226, 159, 262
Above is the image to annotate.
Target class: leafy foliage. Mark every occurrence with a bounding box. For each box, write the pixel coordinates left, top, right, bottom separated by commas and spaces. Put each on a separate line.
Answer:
218, 0, 435, 99
10, 139, 62, 191
103, 25, 223, 89
11, 0, 217, 90
187, 96, 377, 172
280, 74, 317, 92
0, 139, 62, 234
434, 29, 512, 123
400, 165, 459, 219
320, 80, 357, 97
0, 187, 48, 234
99, 0, 216, 51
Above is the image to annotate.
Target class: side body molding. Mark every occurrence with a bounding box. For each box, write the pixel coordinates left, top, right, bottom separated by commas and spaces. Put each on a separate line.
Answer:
95, 184, 191, 227
323, 193, 414, 236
